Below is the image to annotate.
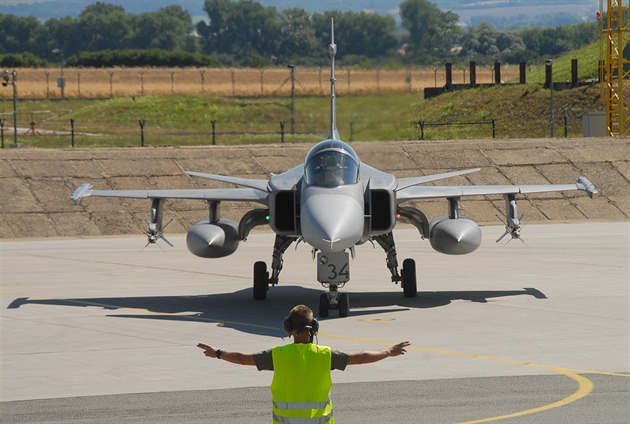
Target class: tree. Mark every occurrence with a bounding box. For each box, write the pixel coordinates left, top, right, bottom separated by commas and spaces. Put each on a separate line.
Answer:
0, 14, 46, 54
518, 23, 598, 59
399, 0, 461, 64
197, 0, 232, 54
77, 2, 131, 52
129, 6, 195, 51
459, 23, 527, 64
278, 8, 319, 62
198, 0, 280, 63
312, 11, 398, 60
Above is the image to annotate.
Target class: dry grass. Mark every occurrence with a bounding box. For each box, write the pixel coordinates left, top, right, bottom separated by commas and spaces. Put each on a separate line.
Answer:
3, 66, 522, 99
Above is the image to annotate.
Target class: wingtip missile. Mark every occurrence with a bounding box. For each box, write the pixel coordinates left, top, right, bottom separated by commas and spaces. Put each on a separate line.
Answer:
576, 176, 598, 198
71, 183, 93, 205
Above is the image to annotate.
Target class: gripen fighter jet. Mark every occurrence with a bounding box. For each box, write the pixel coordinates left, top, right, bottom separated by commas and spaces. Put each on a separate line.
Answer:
72, 21, 597, 318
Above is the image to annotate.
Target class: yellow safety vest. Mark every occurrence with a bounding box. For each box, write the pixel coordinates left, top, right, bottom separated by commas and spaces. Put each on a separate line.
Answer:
270, 343, 334, 424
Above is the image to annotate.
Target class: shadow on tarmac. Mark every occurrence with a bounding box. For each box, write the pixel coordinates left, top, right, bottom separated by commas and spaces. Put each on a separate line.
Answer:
7, 286, 546, 337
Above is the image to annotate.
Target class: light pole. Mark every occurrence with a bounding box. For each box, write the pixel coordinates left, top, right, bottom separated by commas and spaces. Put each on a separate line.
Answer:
52, 48, 65, 100
545, 59, 554, 138
288, 64, 295, 135
1, 68, 18, 148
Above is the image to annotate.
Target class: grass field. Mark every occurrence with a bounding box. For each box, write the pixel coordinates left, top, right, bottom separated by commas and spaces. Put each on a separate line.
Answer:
0, 94, 423, 148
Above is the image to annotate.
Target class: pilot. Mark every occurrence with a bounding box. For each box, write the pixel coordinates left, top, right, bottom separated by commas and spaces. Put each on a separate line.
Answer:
197, 304, 409, 423
315, 153, 345, 186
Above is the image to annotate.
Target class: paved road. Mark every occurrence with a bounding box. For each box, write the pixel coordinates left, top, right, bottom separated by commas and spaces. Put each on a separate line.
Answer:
1, 375, 628, 424
1, 223, 628, 423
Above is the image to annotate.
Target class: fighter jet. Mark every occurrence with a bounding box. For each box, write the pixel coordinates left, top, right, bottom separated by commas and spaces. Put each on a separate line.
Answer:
72, 21, 597, 318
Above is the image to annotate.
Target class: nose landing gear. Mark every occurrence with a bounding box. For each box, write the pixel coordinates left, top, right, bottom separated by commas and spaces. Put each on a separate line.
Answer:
319, 285, 350, 318
317, 251, 351, 318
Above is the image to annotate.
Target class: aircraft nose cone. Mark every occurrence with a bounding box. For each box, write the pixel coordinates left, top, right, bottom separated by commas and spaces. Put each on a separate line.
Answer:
301, 189, 364, 253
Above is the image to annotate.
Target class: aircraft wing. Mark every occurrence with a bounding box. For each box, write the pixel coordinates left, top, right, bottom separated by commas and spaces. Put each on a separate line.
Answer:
185, 171, 269, 192
71, 183, 268, 204
396, 176, 597, 203
396, 168, 480, 190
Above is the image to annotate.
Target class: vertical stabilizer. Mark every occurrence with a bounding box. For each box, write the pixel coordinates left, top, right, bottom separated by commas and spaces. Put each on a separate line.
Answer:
328, 18, 340, 140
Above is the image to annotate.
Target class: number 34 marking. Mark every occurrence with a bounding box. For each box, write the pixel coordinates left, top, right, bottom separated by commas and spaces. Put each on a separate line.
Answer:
327, 263, 349, 281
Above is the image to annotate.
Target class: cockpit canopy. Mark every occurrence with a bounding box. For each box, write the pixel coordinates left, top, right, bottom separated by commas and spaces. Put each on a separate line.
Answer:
304, 139, 360, 187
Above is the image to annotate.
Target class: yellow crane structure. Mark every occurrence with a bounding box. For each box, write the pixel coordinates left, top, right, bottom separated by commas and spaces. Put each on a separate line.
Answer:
600, 0, 630, 136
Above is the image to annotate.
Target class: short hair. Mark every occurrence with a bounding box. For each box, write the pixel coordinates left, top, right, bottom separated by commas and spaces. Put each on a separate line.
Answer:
289, 304, 313, 332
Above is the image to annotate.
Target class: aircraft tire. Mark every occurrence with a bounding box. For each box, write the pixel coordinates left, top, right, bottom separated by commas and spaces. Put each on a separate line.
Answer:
339, 293, 350, 317
402, 258, 417, 298
253, 261, 268, 300
319, 293, 329, 318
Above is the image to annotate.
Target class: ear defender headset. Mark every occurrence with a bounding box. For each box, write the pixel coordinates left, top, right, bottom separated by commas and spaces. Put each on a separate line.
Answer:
282, 314, 319, 342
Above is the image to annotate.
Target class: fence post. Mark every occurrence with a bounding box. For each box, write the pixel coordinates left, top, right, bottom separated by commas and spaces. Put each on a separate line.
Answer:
211, 120, 216, 145
139, 119, 145, 147
0, 119, 5, 148
494, 62, 501, 85
564, 114, 568, 137
418, 121, 425, 140
571, 59, 578, 88
70, 118, 75, 147
445, 63, 452, 90
280, 121, 285, 144
491, 119, 496, 138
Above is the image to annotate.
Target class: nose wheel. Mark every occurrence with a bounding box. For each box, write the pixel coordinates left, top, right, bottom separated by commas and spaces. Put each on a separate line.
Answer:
319, 286, 349, 318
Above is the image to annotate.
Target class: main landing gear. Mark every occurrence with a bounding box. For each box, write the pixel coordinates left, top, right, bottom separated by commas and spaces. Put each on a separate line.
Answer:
252, 235, 297, 300
374, 232, 417, 298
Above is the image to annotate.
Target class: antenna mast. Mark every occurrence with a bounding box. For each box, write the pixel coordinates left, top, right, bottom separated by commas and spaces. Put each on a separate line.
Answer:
328, 18, 340, 140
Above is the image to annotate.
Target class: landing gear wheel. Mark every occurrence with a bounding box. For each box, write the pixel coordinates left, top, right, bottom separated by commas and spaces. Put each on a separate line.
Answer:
401, 258, 417, 298
319, 293, 330, 318
338, 293, 350, 317
253, 261, 268, 300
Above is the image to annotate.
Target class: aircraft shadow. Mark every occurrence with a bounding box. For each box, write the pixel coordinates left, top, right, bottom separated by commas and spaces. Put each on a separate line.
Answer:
7, 286, 546, 338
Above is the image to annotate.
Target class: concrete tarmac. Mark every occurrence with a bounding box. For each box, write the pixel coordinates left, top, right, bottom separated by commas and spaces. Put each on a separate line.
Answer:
1, 222, 629, 423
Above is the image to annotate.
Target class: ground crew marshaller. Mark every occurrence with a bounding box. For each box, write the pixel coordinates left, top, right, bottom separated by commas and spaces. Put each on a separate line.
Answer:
197, 304, 410, 424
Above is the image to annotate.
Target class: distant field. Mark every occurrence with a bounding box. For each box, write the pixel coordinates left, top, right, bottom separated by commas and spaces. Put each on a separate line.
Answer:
2, 66, 521, 99
0, 94, 424, 148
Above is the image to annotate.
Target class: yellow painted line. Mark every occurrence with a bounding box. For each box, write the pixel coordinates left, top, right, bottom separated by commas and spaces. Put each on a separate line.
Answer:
460, 367, 592, 424
318, 333, 595, 424
359, 317, 395, 322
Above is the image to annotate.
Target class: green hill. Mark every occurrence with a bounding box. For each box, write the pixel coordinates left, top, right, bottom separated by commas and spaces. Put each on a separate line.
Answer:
414, 41, 603, 139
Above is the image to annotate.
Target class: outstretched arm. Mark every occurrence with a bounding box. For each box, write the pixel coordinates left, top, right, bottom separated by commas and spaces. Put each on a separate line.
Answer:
197, 343, 256, 366
347, 341, 410, 365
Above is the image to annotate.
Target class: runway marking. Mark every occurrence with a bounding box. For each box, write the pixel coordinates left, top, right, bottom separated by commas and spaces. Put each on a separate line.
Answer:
317, 333, 623, 424
4, 291, 629, 422
359, 317, 395, 322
